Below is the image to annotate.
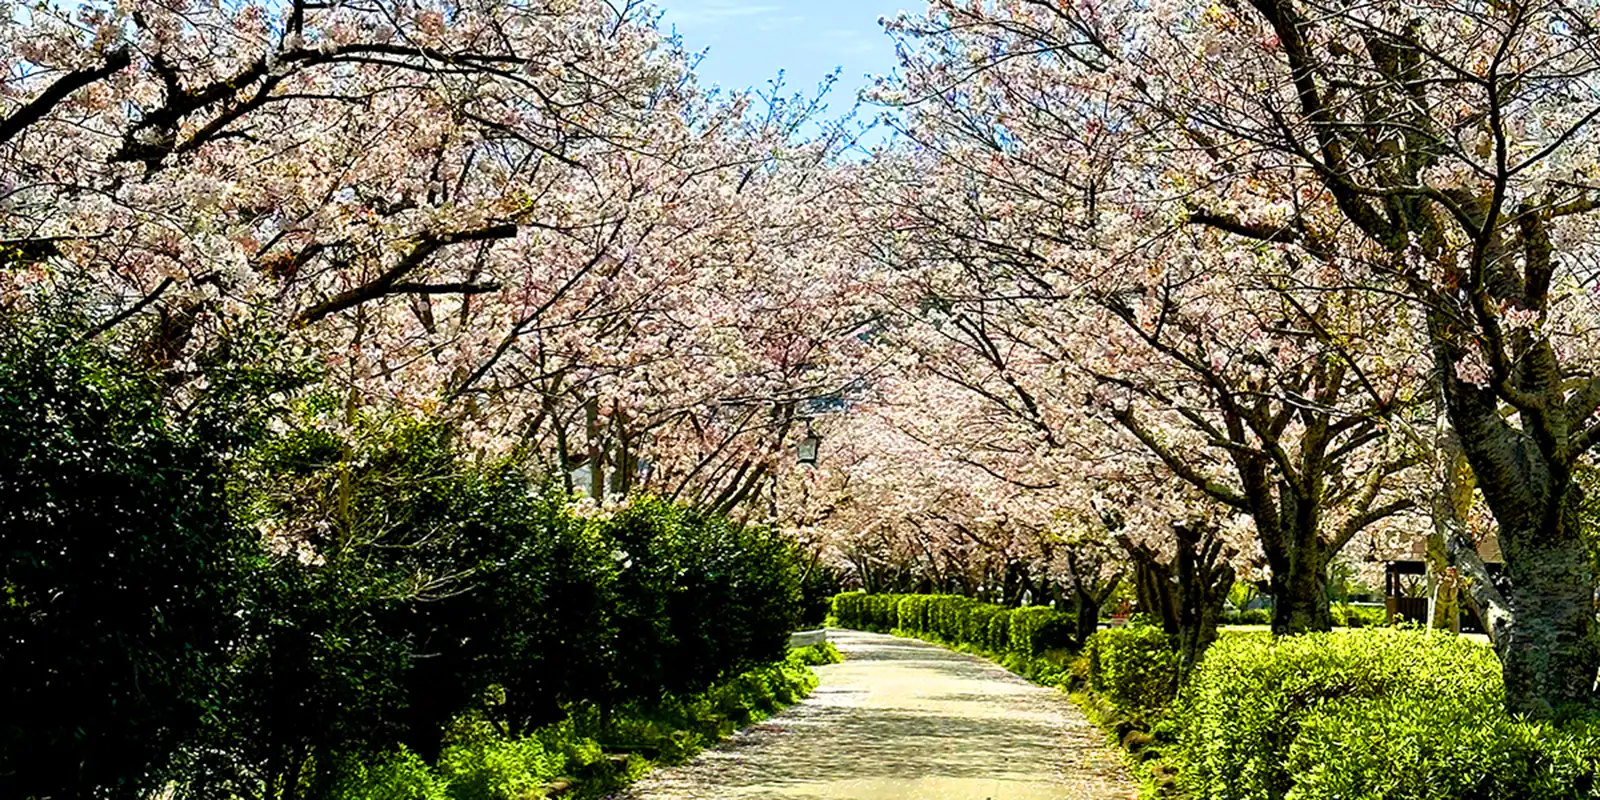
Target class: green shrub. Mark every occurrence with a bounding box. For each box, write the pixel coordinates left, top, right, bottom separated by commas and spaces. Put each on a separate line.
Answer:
790, 642, 844, 667
896, 594, 934, 633
831, 593, 1077, 666
1173, 628, 1538, 800
986, 609, 1013, 653
928, 595, 979, 640
593, 500, 803, 708
1009, 606, 1077, 654
798, 566, 843, 628
832, 592, 916, 633
331, 747, 448, 800
437, 714, 566, 800
1331, 603, 1387, 629
964, 604, 1001, 647
1284, 696, 1600, 799
0, 318, 297, 799
1084, 626, 1180, 723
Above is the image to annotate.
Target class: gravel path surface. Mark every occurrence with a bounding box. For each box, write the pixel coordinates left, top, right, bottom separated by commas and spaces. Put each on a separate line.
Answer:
612, 629, 1138, 800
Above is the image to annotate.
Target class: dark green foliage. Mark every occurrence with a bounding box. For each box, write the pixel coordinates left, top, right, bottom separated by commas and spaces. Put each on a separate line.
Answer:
181, 558, 417, 799
1221, 608, 1273, 625
0, 320, 296, 800
596, 500, 802, 708
830, 592, 1078, 660
797, 563, 843, 627
392, 469, 619, 754
177, 410, 807, 796
1330, 602, 1387, 629
0, 327, 809, 800
1083, 626, 1181, 724
1173, 629, 1600, 799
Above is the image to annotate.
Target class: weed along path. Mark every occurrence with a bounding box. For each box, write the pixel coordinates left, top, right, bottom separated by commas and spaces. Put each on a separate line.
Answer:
613, 629, 1136, 800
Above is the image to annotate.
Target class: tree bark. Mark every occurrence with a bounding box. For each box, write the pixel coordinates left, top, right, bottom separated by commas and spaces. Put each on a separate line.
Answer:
1498, 495, 1598, 717
1118, 522, 1235, 669
1074, 592, 1102, 647
1448, 380, 1599, 716
1173, 523, 1236, 670
1270, 543, 1333, 635
1263, 496, 1334, 635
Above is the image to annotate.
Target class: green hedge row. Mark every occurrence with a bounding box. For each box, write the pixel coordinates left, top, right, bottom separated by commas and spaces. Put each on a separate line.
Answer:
1331, 602, 1388, 628
1084, 624, 1600, 799
0, 322, 812, 800
1084, 626, 1180, 725
1174, 629, 1600, 799
830, 593, 1077, 656
1220, 604, 1386, 628
1221, 608, 1272, 625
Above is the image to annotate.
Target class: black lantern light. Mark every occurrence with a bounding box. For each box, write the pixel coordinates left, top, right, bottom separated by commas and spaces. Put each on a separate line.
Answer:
796, 420, 821, 466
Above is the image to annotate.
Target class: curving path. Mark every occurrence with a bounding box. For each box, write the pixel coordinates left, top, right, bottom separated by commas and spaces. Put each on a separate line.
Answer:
613, 629, 1137, 800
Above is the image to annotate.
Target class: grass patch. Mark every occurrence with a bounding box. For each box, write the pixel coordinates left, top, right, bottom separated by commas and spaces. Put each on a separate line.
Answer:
336, 644, 843, 800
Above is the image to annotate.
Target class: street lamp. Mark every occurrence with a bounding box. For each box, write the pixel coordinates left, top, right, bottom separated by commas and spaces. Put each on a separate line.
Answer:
796, 420, 821, 466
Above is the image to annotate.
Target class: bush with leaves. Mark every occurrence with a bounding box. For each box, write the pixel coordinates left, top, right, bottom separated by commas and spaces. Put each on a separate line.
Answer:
1172, 628, 1600, 799
593, 499, 803, 712
1084, 625, 1181, 725
1330, 603, 1387, 629
0, 316, 300, 800
0, 311, 811, 800
831, 592, 1078, 660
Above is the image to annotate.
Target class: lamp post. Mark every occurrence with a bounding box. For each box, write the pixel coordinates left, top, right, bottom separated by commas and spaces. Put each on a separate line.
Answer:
796, 419, 821, 466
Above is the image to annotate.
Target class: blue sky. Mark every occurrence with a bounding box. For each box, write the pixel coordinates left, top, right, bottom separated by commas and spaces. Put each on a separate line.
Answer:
656, 0, 912, 122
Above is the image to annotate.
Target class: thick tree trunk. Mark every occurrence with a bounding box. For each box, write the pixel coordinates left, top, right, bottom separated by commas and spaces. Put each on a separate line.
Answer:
1447, 379, 1599, 716
1271, 553, 1332, 635
1074, 591, 1103, 647
1118, 523, 1234, 668
1498, 492, 1598, 717
1267, 507, 1334, 635
1173, 523, 1234, 670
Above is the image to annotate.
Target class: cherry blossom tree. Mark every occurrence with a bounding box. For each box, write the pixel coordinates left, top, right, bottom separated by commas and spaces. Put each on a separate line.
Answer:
859, 17, 1427, 635
0, 0, 882, 517
1116, 0, 1600, 715
866, 0, 1600, 715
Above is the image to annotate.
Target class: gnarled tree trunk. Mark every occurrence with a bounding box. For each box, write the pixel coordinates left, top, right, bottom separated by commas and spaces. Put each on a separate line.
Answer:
1448, 379, 1599, 716
1268, 545, 1334, 635
1260, 483, 1336, 635
1118, 522, 1236, 670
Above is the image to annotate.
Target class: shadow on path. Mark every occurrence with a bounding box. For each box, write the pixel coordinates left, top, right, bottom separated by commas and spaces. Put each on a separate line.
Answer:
612, 629, 1137, 800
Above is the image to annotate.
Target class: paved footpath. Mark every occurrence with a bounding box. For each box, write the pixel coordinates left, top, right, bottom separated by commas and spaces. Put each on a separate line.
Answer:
613, 629, 1138, 800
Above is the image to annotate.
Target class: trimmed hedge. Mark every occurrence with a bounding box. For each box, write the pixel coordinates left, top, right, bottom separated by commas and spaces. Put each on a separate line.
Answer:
1084, 626, 1180, 724
1331, 602, 1387, 629
1220, 604, 1386, 628
1173, 629, 1600, 799
830, 592, 1077, 658
1221, 608, 1272, 625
